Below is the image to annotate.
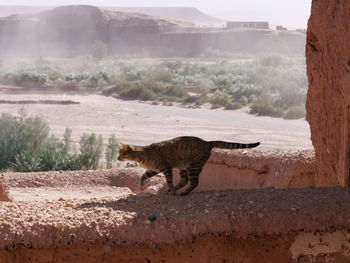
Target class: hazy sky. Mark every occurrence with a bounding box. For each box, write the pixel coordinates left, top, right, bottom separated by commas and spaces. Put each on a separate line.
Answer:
0, 0, 312, 29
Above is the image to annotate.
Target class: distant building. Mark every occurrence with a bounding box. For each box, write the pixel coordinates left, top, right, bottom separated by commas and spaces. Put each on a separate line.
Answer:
226, 21, 269, 29
296, 29, 306, 33
276, 25, 287, 31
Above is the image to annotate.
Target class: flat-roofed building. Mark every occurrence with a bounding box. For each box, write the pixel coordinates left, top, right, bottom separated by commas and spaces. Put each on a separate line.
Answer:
226, 21, 269, 29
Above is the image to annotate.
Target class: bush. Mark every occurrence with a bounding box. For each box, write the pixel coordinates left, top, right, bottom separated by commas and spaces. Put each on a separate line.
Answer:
39, 150, 79, 171
119, 86, 158, 101
0, 110, 49, 170
194, 79, 214, 94
1, 71, 48, 87
89, 72, 109, 87
250, 101, 284, 117
182, 96, 197, 104
9, 151, 43, 172
149, 69, 172, 83
284, 106, 306, 119
225, 103, 242, 110
105, 134, 119, 169
209, 91, 231, 108
65, 72, 89, 82
164, 85, 187, 98
0, 111, 113, 172
194, 95, 208, 106
78, 133, 103, 170
0, 57, 307, 120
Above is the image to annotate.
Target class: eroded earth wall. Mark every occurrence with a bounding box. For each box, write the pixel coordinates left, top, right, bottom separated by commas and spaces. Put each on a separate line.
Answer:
200, 149, 315, 190
306, 0, 350, 186
2, 187, 350, 262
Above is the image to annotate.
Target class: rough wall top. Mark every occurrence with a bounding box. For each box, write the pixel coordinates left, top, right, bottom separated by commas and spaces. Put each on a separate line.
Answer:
1, 187, 350, 250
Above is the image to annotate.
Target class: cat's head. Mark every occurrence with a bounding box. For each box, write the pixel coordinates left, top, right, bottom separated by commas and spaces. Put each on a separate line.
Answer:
117, 143, 137, 161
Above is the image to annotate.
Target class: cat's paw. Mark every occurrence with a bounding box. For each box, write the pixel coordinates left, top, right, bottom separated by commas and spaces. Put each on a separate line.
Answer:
167, 189, 177, 196
179, 191, 189, 196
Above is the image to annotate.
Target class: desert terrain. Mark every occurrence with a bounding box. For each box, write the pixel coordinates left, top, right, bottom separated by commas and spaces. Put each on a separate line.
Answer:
2, 0, 350, 261
0, 90, 312, 151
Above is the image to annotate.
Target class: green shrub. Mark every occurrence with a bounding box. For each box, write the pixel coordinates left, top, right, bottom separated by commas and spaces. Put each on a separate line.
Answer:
225, 103, 242, 110
9, 151, 43, 172
0, 112, 113, 172
105, 134, 119, 169
0, 57, 307, 120
250, 101, 284, 117
65, 72, 89, 82
284, 106, 306, 119
61, 128, 73, 155
194, 79, 214, 94
238, 96, 248, 105
164, 85, 187, 98
194, 95, 208, 106
39, 150, 74, 171
149, 69, 172, 83
119, 86, 157, 101
183, 96, 197, 104
209, 91, 231, 108
78, 133, 103, 170
89, 72, 109, 86
0, 110, 49, 170
101, 82, 132, 95
1, 71, 48, 87
228, 82, 261, 99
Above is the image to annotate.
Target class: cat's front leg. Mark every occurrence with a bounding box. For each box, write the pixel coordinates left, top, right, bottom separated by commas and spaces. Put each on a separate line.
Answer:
140, 170, 159, 190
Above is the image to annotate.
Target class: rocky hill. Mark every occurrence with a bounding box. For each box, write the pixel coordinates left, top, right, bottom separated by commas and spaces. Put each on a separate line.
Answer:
0, 5, 305, 58
0, 5, 187, 58
103, 7, 225, 27
0, 5, 224, 27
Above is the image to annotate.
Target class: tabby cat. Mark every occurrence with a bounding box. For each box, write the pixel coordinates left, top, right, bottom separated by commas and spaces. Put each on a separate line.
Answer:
118, 136, 260, 196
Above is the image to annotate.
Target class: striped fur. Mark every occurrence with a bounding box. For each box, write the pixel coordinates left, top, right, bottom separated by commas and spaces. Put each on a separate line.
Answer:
118, 136, 260, 196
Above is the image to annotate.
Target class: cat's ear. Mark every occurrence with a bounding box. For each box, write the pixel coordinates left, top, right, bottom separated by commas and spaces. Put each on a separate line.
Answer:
128, 145, 136, 151
120, 143, 128, 150
120, 143, 133, 151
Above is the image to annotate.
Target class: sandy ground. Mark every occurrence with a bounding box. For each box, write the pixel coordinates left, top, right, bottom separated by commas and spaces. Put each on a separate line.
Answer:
9, 186, 133, 201
2, 168, 149, 201
0, 90, 312, 151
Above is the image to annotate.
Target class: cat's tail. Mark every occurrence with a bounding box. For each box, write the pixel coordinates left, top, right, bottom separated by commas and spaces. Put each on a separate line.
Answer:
209, 141, 260, 149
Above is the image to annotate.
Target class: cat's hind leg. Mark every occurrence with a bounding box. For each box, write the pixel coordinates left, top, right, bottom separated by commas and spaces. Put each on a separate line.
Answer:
174, 169, 189, 191
140, 170, 159, 190
179, 159, 208, 196
161, 168, 176, 195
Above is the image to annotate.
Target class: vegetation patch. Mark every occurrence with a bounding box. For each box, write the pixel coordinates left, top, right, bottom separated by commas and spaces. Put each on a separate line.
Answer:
0, 110, 119, 172
0, 55, 307, 118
